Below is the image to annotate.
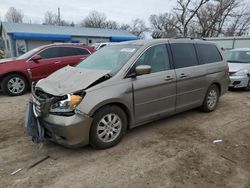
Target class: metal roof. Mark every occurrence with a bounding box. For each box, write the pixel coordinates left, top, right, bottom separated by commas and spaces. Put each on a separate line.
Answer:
1, 22, 136, 38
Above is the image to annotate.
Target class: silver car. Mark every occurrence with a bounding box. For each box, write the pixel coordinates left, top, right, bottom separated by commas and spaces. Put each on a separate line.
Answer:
226, 48, 250, 90
25, 39, 229, 149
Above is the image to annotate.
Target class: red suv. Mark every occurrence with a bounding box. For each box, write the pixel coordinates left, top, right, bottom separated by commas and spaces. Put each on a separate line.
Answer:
0, 43, 95, 96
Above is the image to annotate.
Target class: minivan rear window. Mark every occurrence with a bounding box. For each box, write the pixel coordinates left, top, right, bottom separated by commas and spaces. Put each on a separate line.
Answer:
171, 43, 198, 68
195, 44, 222, 64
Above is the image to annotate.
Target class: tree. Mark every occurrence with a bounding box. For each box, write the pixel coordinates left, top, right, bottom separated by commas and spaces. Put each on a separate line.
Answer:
5, 7, 24, 23
149, 13, 179, 38
43, 11, 58, 25
43, 11, 74, 26
80, 11, 107, 28
195, 0, 249, 37
104, 20, 119, 29
173, 0, 210, 37
149, 0, 250, 38
126, 19, 148, 39
225, 9, 250, 36
120, 24, 131, 31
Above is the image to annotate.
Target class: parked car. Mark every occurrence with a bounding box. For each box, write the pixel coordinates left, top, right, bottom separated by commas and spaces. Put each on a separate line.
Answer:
226, 48, 250, 90
25, 39, 229, 149
0, 43, 95, 96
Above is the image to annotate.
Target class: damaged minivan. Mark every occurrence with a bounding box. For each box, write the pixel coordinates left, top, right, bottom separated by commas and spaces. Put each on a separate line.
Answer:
25, 39, 229, 149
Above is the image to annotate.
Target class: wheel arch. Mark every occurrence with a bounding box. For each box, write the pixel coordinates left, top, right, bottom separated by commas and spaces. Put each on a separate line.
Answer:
1, 71, 30, 86
211, 82, 221, 96
90, 101, 132, 128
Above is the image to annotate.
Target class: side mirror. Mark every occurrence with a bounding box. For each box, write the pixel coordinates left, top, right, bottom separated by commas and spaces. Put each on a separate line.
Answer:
31, 55, 42, 62
135, 65, 151, 76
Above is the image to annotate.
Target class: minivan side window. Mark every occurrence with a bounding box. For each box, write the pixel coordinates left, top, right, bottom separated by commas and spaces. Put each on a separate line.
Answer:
171, 43, 198, 68
195, 44, 222, 64
60, 47, 90, 57
39, 47, 61, 59
135, 44, 170, 73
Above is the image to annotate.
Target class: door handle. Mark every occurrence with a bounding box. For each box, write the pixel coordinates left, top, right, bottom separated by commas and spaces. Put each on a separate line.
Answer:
180, 73, 188, 78
165, 76, 174, 81
54, 61, 61, 64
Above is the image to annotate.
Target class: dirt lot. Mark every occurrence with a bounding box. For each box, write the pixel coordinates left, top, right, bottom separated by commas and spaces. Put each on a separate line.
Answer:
0, 90, 249, 188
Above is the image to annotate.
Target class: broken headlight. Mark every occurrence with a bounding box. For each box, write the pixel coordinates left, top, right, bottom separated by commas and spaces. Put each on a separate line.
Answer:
50, 94, 83, 113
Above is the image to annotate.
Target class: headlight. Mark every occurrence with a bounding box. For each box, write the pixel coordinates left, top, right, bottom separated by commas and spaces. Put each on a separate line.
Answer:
51, 94, 83, 113
233, 69, 249, 76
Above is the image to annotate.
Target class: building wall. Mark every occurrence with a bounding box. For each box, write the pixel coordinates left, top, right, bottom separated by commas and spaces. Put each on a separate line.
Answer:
71, 37, 110, 45
1, 29, 14, 57
206, 37, 250, 50
71, 37, 88, 44
86, 37, 110, 45
1, 28, 112, 57
27, 40, 52, 51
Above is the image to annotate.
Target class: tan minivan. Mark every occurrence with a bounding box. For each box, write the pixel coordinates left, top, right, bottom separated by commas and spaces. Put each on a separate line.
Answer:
25, 39, 229, 149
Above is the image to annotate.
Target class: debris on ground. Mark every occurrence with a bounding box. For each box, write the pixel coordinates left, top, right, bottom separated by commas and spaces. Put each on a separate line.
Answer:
27, 155, 50, 170
11, 168, 23, 176
213, 139, 223, 144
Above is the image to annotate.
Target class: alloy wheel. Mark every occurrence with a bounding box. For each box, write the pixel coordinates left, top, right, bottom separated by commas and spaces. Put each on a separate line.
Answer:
7, 77, 25, 94
207, 89, 217, 110
97, 113, 122, 143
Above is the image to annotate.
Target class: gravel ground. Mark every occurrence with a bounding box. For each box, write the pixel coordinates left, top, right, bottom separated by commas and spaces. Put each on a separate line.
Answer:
0, 90, 249, 188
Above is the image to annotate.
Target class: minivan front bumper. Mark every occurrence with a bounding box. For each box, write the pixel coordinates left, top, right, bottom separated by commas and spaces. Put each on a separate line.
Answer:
25, 101, 93, 148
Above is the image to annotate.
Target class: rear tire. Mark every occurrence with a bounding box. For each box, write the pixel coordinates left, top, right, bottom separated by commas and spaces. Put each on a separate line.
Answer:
90, 105, 127, 149
200, 84, 219, 112
1, 74, 28, 96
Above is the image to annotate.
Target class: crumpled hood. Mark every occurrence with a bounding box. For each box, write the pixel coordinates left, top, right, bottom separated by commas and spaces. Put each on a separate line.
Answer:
36, 66, 110, 96
228, 63, 250, 73
0, 57, 16, 64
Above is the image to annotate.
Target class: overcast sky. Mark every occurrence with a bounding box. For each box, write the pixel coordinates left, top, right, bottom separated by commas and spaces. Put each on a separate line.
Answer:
0, 0, 175, 25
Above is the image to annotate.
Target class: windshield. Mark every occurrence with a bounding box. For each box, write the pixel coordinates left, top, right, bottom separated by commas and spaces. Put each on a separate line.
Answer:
226, 50, 250, 63
77, 45, 139, 75
16, 47, 42, 60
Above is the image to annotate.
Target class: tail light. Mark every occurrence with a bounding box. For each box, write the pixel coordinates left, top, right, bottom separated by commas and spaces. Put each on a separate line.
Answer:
224, 63, 229, 74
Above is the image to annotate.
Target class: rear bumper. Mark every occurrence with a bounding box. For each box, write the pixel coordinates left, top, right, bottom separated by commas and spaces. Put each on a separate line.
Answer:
25, 102, 93, 148
229, 75, 249, 88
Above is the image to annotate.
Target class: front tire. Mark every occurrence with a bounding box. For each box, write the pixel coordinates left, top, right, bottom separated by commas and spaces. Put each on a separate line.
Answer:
200, 84, 220, 112
90, 105, 127, 149
1, 74, 28, 96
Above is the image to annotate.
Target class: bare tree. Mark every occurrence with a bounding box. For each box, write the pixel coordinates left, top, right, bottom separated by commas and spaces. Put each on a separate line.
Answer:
126, 19, 148, 39
80, 11, 124, 30
80, 11, 107, 28
195, 0, 247, 37
149, 13, 179, 37
174, 0, 210, 37
225, 7, 250, 36
120, 24, 131, 30
5, 7, 24, 23
43, 11, 74, 26
104, 20, 119, 29
43, 11, 58, 25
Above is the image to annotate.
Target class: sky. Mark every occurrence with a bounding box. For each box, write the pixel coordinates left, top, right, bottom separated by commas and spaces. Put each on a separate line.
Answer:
0, 0, 175, 25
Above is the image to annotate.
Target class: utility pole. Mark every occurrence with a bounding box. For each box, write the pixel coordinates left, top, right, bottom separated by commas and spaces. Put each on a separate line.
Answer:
57, 7, 61, 26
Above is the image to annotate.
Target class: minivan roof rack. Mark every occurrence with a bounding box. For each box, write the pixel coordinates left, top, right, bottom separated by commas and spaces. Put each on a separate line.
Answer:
174, 37, 194, 40
174, 37, 206, 40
